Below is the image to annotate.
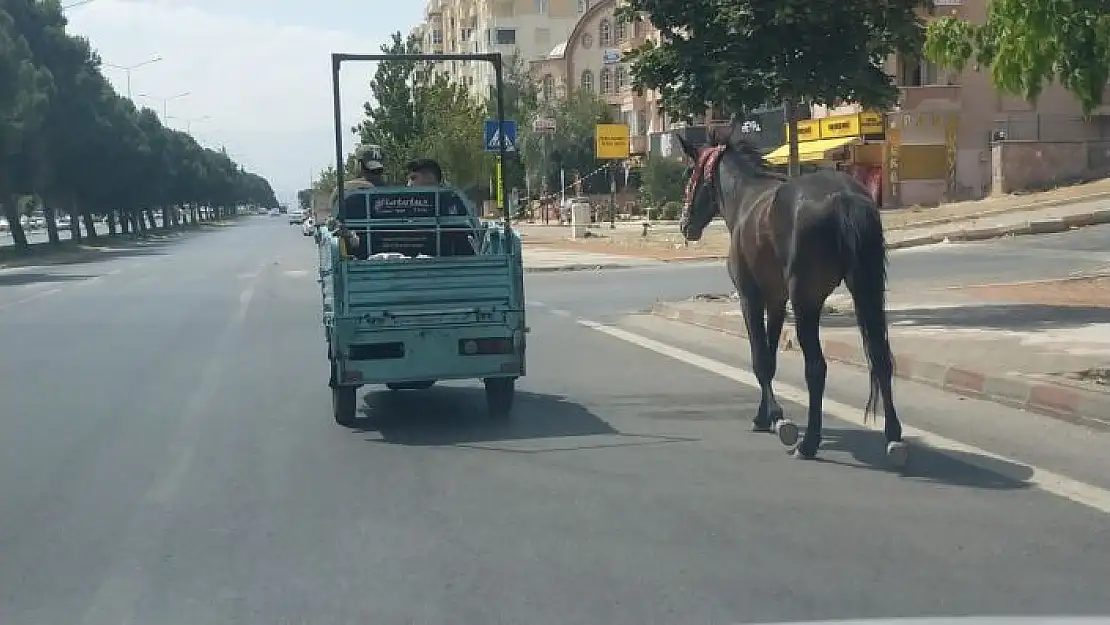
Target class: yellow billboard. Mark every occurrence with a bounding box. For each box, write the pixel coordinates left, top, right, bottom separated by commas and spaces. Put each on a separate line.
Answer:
595, 124, 630, 159
784, 119, 822, 142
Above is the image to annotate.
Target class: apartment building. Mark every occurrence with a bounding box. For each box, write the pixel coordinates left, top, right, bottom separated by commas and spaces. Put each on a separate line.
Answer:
417, 0, 585, 101
528, 0, 673, 160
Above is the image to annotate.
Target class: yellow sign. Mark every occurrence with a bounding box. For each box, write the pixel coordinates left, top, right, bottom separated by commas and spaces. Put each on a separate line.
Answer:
819, 112, 886, 139
858, 111, 884, 134
784, 119, 821, 142
495, 156, 504, 206
595, 123, 630, 159
786, 112, 886, 142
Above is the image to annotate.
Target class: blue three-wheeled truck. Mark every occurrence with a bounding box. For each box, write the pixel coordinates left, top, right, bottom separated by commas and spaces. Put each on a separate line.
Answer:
318, 51, 526, 427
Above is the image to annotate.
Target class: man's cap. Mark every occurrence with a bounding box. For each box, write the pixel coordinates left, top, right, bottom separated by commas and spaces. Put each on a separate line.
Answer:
355, 144, 384, 170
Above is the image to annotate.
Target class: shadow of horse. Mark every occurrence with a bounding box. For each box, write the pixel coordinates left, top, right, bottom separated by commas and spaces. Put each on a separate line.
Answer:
815, 427, 1034, 491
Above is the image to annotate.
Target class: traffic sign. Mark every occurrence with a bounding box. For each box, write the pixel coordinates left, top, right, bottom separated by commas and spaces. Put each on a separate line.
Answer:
484, 119, 517, 153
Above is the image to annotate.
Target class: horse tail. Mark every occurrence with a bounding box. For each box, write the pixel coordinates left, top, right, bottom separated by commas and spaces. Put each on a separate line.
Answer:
832, 192, 893, 423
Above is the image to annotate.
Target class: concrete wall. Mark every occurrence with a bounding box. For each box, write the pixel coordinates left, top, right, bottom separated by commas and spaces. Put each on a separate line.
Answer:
992, 140, 1110, 195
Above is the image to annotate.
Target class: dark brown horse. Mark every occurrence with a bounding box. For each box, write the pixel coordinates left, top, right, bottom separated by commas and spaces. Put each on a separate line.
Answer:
676, 129, 907, 467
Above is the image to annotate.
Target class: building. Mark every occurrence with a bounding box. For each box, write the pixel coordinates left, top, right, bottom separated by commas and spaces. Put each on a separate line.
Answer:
416, 0, 586, 102
766, 1, 1110, 206
528, 0, 674, 159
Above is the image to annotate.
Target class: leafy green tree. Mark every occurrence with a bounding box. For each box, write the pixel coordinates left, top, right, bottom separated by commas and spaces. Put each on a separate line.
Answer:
0, 0, 278, 252
0, 2, 52, 248
352, 31, 488, 193
619, 0, 926, 174
522, 89, 614, 195
638, 153, 686, 209
924, 0, 1110, 113
297, 189, 313, 210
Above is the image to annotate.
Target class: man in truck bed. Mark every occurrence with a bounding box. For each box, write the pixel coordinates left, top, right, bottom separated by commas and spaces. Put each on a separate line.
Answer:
329, 144, 387, 259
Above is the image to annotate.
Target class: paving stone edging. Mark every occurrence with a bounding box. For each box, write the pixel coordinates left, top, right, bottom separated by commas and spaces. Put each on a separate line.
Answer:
651, 301, 1110, 432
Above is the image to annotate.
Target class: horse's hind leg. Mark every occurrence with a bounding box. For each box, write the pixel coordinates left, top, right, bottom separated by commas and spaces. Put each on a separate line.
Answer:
790, 299, 826, 460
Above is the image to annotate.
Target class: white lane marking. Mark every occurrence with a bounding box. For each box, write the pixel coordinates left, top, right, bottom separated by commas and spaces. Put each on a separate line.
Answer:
0, 288, 61, 311
549, 308, 572, 317
107, 269, 122, 276
530, 300, 546, 307
576, 318, 1110, 516
75, 276, 102, 287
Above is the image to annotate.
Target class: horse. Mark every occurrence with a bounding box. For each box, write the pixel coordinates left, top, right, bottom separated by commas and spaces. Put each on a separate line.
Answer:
675, 129, 907, 468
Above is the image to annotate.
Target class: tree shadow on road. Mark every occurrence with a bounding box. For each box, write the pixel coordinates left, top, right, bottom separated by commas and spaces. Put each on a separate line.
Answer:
815, 426, 1034, 491
0, 225, 236, 270
347, 385, 628, 447
818, 303, 1110, 332
0, 271, 100, 287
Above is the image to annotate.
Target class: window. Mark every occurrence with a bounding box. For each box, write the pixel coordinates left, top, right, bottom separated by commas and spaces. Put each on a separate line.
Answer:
599, 19, 611, 45
494, 28, 516, 45
897, 54, 945, 86
580, 70, 594, 92
636, 111, 647, 135
535, 27, 550, 46
433, 29, 443, 44
542, 75, 555, 100
578, 0, 589, 11
616, 18, 626, 41
616, 65, 627, 90
535, 0, 548, 12
600, 68, 612, 93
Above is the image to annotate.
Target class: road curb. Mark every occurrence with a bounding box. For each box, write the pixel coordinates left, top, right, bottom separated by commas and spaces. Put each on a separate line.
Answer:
651, 301, 1110, 431
524, 263, 644, 273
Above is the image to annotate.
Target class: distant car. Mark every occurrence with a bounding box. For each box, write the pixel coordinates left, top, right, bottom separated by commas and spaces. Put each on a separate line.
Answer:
269, 208, 279, 217
302, 217, 316, 236
288, 208, 305, 224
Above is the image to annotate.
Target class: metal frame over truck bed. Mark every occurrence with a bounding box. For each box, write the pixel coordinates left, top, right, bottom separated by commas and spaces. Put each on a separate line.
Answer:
321, 51, 525, 427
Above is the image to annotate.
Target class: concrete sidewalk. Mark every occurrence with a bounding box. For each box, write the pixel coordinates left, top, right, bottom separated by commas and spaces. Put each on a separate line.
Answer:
652, 291, 1110, 431
517, 190, 1110, 260
522, 245, 663, 272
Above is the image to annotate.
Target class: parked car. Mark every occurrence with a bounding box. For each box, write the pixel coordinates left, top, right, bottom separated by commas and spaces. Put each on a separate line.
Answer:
288, 208, 305, 224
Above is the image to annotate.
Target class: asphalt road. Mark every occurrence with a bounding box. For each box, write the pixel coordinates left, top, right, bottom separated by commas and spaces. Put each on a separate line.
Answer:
2, 220, 1110, 625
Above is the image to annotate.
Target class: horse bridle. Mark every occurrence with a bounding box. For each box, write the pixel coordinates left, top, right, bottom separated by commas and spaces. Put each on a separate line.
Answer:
682, 144, 725, 223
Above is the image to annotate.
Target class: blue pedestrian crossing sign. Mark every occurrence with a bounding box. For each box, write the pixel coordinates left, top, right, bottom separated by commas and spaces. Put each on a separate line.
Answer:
484, 119, 517, 153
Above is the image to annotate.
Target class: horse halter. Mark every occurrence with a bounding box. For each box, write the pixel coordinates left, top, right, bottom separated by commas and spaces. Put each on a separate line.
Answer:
682, 145, 725, 221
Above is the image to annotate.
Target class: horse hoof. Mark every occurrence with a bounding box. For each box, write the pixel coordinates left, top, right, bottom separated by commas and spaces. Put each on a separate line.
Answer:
773, 419, 799, 447
886, 441, 909, 469
751, 421, 772, 433
790, 447, 817, 460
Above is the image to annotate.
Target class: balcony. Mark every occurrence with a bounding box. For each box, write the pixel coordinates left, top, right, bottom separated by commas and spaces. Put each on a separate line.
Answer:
629, 135, 648, 154
898, 85, 962, 110
605, 91, 623, 106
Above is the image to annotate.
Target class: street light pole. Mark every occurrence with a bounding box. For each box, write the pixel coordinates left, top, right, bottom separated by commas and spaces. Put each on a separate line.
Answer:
168, 114, 211, 134
139, 91, 191, 120
103, 55, 162, 100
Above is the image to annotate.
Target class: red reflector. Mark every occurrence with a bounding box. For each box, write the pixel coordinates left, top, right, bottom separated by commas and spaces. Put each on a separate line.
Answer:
458, 338, 514, 355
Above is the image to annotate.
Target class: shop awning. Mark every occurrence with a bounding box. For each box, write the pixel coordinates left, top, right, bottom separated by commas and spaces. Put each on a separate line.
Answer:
764, 136, 860, 166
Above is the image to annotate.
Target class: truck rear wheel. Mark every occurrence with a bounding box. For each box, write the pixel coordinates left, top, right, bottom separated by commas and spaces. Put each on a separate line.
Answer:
330, 360, 359, 427
484, 377, 515, 420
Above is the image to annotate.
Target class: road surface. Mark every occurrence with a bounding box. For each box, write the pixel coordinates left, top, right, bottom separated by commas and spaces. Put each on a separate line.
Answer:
2, 220, 1110, 625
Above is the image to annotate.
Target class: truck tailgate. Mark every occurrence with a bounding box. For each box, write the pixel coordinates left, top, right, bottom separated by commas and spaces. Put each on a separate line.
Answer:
339, 255, 519, 326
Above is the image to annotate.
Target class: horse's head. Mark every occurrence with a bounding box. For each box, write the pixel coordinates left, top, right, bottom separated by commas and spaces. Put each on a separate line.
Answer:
676, 133, 725, 242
